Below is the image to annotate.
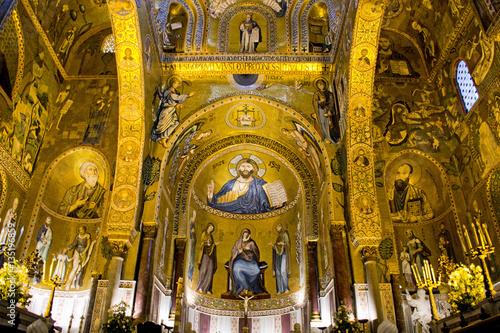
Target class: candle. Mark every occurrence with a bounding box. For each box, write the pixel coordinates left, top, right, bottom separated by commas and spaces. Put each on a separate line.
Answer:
476, 222, 486, 247
431, 266, 436, 283
471, 222, 479, 246
463, 226, 473, 250
483, 223, 493, 246
412, 264, 420, 284
425, 260, 431, 281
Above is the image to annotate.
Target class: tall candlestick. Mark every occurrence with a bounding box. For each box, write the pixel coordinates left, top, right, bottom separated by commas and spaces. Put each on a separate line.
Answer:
483, 223, 493, 246
463, 226, 473, 250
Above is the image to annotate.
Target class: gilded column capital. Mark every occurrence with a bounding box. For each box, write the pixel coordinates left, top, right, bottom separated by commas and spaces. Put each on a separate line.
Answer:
360, 245, 378, 263
329, 222, 345, 238
142, 222, 158, 239
110, 240, 129, 258
175, 237, 186, 251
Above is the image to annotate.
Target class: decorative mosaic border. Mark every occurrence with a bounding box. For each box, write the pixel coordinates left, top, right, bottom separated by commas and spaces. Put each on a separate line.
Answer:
162, 53, 334, 63
347, 0, 386, 247
218, 3, 278, 53
105, 0, 146, 242
0, 145, 30, 190
12, 9, 24, 101
0, 167, 7, 211
21, 147, 109, 259
185, 285, 306, 314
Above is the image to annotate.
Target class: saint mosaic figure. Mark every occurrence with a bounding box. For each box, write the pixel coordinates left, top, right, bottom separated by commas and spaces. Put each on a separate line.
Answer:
312, 78, 339, 143
388, 163, 434, 223
229, 229, 266, 295
403, 229, 431, 281
151, 76, 195, 148
268, 223, 290, 294
196, 222, 218, 294
65, 225, 94, 290
0, 197, 18, 244
207, 158, 285, 214
82, 84, 115, 144
376, 35, 419, 77
35, 217, 53, 278
58, 162, 106, 219
239, 13, 261, 53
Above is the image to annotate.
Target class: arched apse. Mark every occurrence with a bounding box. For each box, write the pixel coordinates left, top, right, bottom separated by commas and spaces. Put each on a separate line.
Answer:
154, 94, 333, 241
291, 0, 338, 52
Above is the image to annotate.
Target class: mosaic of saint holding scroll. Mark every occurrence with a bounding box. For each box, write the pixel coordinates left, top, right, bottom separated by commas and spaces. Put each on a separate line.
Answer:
207, 157, 286, 214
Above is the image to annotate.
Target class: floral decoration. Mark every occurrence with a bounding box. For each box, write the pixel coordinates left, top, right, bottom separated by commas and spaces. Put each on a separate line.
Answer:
102, 301, 134, 333
447, 263, 484, 314
0, 259, 32, 307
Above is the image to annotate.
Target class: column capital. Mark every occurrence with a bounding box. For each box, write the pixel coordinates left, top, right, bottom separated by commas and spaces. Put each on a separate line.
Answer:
175, 237, 186, 251
142, 222, 158, 239
329, 222, 345, 237
360, 245, 378, 263
110, 240, 129, 258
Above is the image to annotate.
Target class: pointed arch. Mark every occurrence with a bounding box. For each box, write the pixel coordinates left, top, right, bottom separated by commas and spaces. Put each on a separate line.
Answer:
155, 0, 195, 52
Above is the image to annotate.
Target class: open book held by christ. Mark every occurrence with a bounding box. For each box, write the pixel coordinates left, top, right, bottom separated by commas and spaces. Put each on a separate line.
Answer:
262, 180, 288, 208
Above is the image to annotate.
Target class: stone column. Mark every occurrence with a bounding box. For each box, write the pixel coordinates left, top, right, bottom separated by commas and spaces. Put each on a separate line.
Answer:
330, 223, 352, 310
390, 274, 405, 333
307, 240, 321, 322
102, 241, 129, 323
361, 246, 383, 329
133, 222, 158, 321
83, 272, 101, 333
169, 237, 186, 320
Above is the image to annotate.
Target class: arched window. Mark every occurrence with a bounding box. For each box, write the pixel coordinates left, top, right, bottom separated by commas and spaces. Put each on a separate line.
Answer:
455, 60, 478, 113
101, 34, 115, 53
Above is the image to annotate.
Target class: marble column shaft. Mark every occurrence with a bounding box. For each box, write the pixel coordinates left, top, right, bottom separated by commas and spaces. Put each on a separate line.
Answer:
133, 223, 158, 320
361, 246, 384, 327
307, 241, 321, 321
330, 224, 353, 310
102, 241, 128, 322
170, 238, 186, 318
83, 272, 101, 333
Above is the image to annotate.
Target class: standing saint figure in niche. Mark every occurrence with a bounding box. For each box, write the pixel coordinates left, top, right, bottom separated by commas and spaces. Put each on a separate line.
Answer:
239, 13, 261, 53
268, 223, 290, 294
151, 76, 195, 148
312, 78, 339, 143
196, 222, 218, 294
229, 228, 266, 295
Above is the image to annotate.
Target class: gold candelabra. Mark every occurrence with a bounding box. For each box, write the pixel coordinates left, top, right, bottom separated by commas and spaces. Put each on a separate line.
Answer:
462, 220, 496, 298
44, 275, 62, 318
411, 259, 441, 322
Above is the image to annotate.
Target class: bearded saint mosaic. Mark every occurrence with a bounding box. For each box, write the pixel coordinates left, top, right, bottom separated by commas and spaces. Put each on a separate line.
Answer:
206, 154, 287, 214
